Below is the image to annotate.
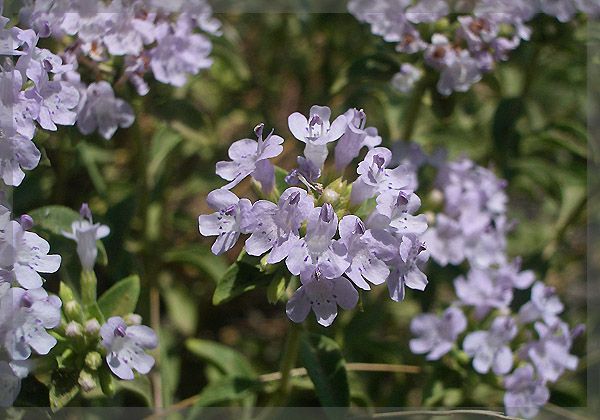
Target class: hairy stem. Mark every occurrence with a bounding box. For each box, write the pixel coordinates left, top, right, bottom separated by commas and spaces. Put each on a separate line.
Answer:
80, 269, 97, 308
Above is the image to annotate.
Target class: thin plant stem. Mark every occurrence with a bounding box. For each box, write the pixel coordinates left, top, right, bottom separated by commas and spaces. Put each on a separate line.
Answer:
272, 323, 302, 406
363, 409, 519, 419
400, 76, 428, 142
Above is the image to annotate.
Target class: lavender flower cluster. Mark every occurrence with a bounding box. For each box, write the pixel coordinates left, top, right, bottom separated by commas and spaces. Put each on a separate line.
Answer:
199, 106, 431, 326
349, 0, 599, 95
409, 155, 583, 418
16, 0, 219, 139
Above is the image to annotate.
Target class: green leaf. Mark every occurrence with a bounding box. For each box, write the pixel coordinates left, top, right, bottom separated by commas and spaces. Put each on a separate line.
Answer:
148, 125, 183, 188
49, 368, 80, 410
299, 333, 350, 408
193, 377, 260, 407
29, 205, 108, 267
212, 251, 273, 305
186, 339, 256, 379
163, 245, 228, 283
98, 275, 140, 318
266, 274, 288, 304
162, 283, 198, 335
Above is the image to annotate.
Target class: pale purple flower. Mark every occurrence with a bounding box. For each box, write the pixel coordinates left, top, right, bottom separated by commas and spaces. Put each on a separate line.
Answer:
350, 147, 417, 205
100, 316, 157, 380
334, 108, 381, 172
386, 235, 429, 302
424, 34, 456, 70
456, 16, 499, 51
245, 187, 313, 263
0, 127, 41, 187
288, 105, 347, 168
454, 268, 513, 317
421, 214, 465, 266
215, 123, 284, 192
15, 29, 72, 85
150, 18, 212, 87
518, 282, 564, 325
285, 156, 321, 189
0, 219, 61, 289
285, 204, 350, 280
373, 190, 428, 236
102, 7, 156, 57
62, 203, 110, 270
497, 257, 536, 290
199, 189, 254, 256
25, 76, 79, 131
463, 316, 517, 375
524, 321, 579, 383
0, 16, 25, 56
409, 307, 467, 360
0, 70, 39, 140
405, 0, 450, 23
437, 50, 483, 96
77, 81, 134, 140
503, 364, 550, 419
286, 272, 358, 327
338, 215, 393, 290
1, 287, 61, 361
391, 63, 422, 93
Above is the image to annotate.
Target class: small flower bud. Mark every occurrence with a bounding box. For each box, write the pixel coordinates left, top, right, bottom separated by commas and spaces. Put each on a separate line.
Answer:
322, 188, 339, 204
80, 203, 92, 221
19, 214, 34, 230
429, 189, 444, 207
64, 301, 83, 321
84, 319, 101, 336
78, 370, 97, 393
124, 313, 142, 326
65, 321, 83, 338
85, 352, 103, 371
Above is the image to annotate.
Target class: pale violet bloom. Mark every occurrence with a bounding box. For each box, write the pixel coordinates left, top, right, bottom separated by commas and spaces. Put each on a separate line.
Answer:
150, 17, 212, 87
437, 49, 483, 96
391, 63, 423, 93
100, 316, 158, 380
1, 287, 61, 361
285, 156, 321, 189
409, 307, 466, 360
350, 147, 417, 205
288, 105, 347, 168
454, 268, 513, 318
518, 282, 564, 325
15, 30, 72, 84
524, 321, 580, 383
76, 81, 135, 140
339, 215, 393, 290
334, 108, 381, 172
0, 127, 41, 187
0, 360, 21, 407
286, 204, 350, 280
25, 74, 79, 131
373, 190, 428, 236
286, 272, 358, 327
421, 214, 465, 266
216, 123, 284, 192
0, 69, 39, 140
463, 316, 517, 375
198, 190, 254, 256
0, 16, 25, 56
0, 218, 61, 289
62, 203, 110, 271
504, 364, 550, 419
540, 0, 578, 22
386, 235, 429, 302
245, 187, 313, 263
497, 257, 536, 290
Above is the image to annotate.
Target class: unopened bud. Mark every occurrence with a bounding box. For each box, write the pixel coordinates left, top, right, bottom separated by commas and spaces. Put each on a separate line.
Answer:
322, 188, 339, 204
78, 370, 97, 393
64, 301, 83, 321
85, 352, 102, 371
429, 189, 444, 207
84, 319, 101, 336
124, 313, 142, 326
65, 321, 83, 338
19, 214, 34, 230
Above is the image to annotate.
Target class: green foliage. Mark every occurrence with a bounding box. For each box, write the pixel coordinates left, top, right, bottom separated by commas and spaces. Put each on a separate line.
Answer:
300, 334, 350, 408
97, 275, 141, 318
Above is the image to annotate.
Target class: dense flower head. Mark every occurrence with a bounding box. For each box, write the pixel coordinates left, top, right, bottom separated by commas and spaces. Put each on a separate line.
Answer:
349, 0, 593, 95
199, 106, 431, 326
404, 146, 583, 418
15, 0, 220, 139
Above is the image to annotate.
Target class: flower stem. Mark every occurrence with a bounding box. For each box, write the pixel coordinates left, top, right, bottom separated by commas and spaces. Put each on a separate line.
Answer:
400, 75, 429, 142
80, 269, 97, 308
273, 323, 302, 406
